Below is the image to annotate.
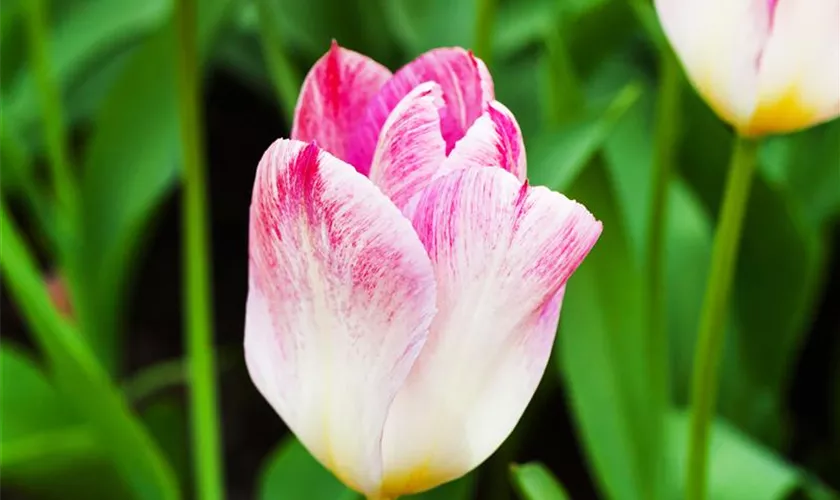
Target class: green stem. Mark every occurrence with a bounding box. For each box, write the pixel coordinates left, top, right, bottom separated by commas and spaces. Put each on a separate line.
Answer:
254, 0, 300, 124
685, 136, 758, 500
474, 0, 497, 63
23, 0, 76, 217
647, 51, 681, 421
175, 1, 224, 499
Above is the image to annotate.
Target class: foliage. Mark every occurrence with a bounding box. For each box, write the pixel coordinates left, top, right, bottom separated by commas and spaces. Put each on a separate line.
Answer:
1, 0, 838, 498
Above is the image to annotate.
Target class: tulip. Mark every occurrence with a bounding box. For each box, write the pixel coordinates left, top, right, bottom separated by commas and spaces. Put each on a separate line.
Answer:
244, 42, 602, 498
655, 0, 840, 135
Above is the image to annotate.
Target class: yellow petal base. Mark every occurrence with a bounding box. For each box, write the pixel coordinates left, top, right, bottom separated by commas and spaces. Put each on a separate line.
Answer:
741, 85, 820, 137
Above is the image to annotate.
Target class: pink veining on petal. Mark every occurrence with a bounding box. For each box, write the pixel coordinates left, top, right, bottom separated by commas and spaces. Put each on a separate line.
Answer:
291, 41, 392, 167
348, 48, 495, 175
246, 138, 437, 495
368, 82, 447, 211
380, 167, 601, 492
440, 100, 526, 181
767, 0, 779, 23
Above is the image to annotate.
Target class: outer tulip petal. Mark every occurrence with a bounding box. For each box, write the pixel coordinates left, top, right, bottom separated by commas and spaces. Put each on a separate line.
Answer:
349, 48, 495, 174
245, 139, 437, 495
654, 0, 772, 127
379, 168, 602, 495
745, 0, 840, 135
291, 41, 392, 165
369, 82, 447, 211
441, 100, 526, 181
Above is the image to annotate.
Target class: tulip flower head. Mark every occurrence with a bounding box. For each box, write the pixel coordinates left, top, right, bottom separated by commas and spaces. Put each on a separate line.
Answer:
655, 0, 839, 135
245, 42, 602, 498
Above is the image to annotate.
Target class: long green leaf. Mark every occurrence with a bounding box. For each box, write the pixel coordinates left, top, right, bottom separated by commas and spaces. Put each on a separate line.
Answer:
528, 83, 641, 192
0, 207, 180, 500
5, 0, 172, 147
557, 163, 665, 500
0, 344, 133, 499
76, 0, 234, 373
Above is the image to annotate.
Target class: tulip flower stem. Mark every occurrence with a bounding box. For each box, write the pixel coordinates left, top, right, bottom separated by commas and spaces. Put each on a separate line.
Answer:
647, 51, 681, 425
175, 0, 225, 498
685, 135, 758, 500
474, 0, 497, 63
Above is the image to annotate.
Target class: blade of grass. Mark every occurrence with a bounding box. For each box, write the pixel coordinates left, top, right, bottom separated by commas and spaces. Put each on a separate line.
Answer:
0, 203, 180, 500
175, 0, 225, 498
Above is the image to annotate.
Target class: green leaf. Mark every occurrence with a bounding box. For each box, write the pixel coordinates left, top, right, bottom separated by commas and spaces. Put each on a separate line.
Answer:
75, 0, 234, 373
760, 119, 840, 228
141, 396, 191, 491
265, 0, 395, 63
493, 54, 544, 138
0, 344, 131, 499
666, 410, 837, 499
510, 462, 570, 500
383, 0, 474, 56
0, 343, 75, 442
0, 208, 180, 500
258, 437, 359, 500
557, 163, 665, 500
4, 0, 172, 146
528, 82, 642, 192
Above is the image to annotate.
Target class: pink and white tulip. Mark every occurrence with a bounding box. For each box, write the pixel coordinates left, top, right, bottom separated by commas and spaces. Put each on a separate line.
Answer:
655, 0, 839, 135
245, 42, 602, 498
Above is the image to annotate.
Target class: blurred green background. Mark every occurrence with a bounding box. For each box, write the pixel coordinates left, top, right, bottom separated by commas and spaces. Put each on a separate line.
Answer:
1, 0, 839, 499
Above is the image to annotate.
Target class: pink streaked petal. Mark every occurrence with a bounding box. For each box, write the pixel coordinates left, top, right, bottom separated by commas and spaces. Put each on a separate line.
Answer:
291, 41, 392, 166
440, 100, 526, 181
369, 82, 447, 211
475, 57, 495, 102
245, 139, 436, 495
379, 168, 601, 495
348, 48, 495, 175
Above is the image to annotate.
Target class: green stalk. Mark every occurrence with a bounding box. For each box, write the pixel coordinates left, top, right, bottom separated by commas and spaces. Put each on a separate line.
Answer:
646, 50, 681, 423
474, 0, 497, 63
23, 0, 76, 216
685, 136, 758, 500
254, 0, 300, 123
175, 0, 224, 498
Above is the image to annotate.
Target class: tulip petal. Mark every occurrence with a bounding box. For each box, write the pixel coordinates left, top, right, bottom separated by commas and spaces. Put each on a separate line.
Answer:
654, 0, 773, 128
379, 168, 601, 494
441, 100, 526, 181
245, 139, 437, 495
349, 48, 495, 174
746, 0, 840, 135
368, 82, 447, 211
291, 41, 392, 165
